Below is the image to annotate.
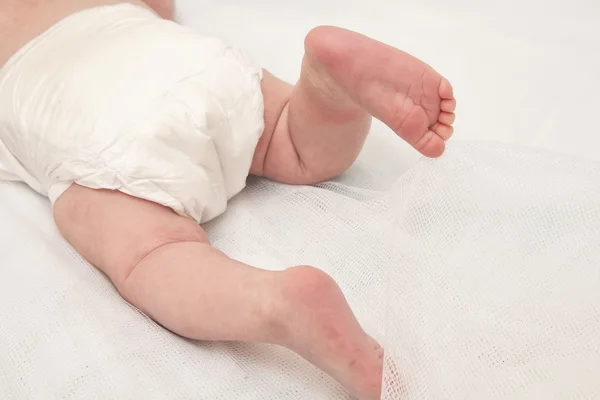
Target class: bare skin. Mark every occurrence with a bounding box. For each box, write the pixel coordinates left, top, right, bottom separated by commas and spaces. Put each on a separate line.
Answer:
0, 0, 455, 398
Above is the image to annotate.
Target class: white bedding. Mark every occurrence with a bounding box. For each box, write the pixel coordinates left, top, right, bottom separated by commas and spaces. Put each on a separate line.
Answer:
1, 1, 600, 399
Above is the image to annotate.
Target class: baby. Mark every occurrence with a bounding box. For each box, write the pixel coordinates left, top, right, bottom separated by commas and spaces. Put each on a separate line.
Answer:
0, 0, 455, 398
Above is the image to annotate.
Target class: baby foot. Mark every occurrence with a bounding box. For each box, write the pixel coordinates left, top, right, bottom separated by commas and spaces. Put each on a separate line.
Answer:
304, 26, 456, 157
275, 266, 384, 400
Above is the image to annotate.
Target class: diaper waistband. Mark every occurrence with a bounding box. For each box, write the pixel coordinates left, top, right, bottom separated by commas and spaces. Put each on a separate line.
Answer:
1, 4, 161, 76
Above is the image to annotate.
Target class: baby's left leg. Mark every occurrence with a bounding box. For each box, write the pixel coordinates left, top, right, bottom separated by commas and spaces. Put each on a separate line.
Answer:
54, 184, 384, 400
141, 0, 456, 187
252, 26, 456, 185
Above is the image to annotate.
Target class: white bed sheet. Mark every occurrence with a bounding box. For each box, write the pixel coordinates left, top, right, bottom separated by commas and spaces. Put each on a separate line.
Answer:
1, 1, 600, 399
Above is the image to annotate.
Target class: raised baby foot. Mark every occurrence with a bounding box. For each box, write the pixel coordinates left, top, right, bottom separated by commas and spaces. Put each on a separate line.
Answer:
304, 26, 456, 157
275, 266, 384, 400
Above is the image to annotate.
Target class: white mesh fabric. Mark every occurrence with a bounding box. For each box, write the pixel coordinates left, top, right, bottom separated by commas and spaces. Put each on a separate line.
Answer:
379, 143, 600, 399
1, 142, 599, 399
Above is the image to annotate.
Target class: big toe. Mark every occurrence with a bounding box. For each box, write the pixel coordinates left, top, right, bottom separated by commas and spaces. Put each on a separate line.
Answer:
415, 130, 446, 158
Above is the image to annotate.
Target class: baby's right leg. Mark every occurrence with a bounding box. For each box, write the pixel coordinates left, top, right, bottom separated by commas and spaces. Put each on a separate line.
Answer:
54, 184, 384, 399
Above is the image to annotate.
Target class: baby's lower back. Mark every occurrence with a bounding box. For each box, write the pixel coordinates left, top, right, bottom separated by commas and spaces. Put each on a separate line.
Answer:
0, 0, 149, 66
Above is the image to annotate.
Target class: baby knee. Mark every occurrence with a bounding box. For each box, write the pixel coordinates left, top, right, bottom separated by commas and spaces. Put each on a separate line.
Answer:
112, 213, 209, 290
54, 184, 209, 291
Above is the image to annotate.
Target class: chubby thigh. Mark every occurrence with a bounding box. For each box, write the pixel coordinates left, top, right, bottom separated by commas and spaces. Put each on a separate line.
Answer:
0, 3, 264, 224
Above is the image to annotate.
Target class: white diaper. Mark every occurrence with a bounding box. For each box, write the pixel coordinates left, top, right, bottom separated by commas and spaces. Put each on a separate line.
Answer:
0, 4, 264, 223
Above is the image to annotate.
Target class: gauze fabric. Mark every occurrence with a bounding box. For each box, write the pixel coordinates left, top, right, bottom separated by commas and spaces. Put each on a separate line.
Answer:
0, 4, 264, 223
1, 142, 599, 399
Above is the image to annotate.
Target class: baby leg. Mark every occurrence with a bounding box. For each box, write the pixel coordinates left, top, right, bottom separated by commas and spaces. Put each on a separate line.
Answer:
252, 26, 456, 185
54, 184, 383, 399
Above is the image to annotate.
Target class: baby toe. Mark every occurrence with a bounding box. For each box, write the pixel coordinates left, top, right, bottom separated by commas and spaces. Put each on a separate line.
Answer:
416, 130, 446, 158
440, 98, 456, 113
438, 111, 455, 126
430, 122, 454, 140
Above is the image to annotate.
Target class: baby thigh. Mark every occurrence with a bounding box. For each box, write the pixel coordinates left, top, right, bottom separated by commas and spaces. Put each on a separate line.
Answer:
53, 184, 286, 342
53, 184, 209, 290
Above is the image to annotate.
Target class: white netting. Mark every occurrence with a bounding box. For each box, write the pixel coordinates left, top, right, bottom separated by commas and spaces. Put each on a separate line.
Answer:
379, 143, 600, 399
1, 142, 599, 399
